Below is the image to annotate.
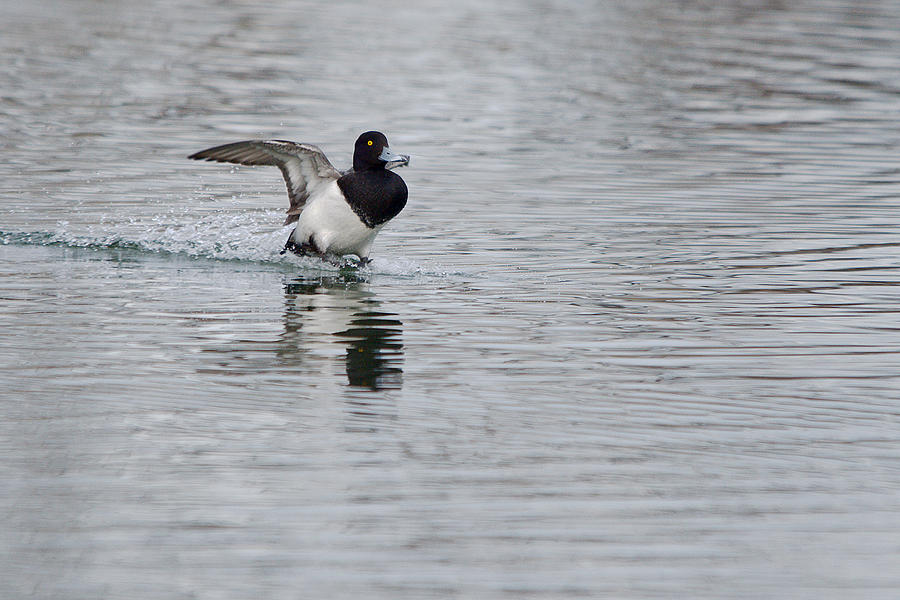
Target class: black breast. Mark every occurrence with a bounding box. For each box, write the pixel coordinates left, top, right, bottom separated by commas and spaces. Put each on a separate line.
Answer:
337, 170, 408, 228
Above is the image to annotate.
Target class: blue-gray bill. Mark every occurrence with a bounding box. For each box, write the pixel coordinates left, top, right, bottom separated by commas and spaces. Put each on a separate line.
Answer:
379, 146, 410, 169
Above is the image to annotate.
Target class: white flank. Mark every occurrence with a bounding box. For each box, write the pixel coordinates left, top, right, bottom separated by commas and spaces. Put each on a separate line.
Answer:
290, 180, 383, 258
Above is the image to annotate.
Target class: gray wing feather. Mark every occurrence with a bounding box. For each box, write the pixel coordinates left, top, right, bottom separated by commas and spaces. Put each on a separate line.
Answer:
189, 140, 342, 225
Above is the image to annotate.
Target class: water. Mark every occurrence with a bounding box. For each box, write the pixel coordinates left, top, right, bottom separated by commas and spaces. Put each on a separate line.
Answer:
3, 0, 900, 597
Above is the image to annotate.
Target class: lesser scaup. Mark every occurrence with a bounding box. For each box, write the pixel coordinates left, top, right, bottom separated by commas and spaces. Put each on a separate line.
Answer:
189, 131, 409, 262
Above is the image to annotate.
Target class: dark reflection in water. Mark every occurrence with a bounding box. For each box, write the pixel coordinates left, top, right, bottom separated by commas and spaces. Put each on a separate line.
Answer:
335, 312, 404, 390
282, 273, 403, 392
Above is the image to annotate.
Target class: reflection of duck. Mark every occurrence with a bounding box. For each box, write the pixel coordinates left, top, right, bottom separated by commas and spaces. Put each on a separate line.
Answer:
336, 311, 403, 390
281, 273, 403, 392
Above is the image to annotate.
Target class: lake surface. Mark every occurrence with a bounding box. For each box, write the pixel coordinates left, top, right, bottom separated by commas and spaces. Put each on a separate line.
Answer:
3, 0, 900, 597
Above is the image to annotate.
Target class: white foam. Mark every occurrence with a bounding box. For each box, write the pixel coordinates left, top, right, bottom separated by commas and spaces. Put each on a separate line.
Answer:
8, 207, 459, 280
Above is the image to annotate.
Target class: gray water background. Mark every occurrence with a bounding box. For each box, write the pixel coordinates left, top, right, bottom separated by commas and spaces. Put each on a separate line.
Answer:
3, 0, 900, 597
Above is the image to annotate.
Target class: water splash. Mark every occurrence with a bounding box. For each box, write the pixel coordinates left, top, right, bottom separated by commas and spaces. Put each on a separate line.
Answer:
0, 208, 456, 278
1, 210, 288, 261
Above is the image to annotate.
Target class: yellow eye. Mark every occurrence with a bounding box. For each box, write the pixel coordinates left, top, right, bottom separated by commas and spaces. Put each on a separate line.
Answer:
367, 140, 373, 146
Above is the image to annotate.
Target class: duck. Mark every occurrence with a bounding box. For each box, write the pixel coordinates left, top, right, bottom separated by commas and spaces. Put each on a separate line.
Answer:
189, 131, 409, 263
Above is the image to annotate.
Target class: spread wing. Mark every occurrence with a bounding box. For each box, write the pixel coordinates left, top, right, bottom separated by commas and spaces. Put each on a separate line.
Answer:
189, 140, 343, 225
